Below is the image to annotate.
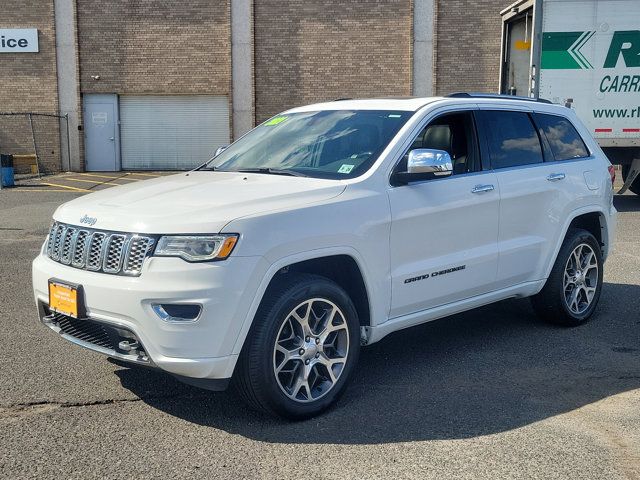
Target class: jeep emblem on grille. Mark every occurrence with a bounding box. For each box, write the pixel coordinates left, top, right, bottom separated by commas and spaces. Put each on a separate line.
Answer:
79, 214, 97, 226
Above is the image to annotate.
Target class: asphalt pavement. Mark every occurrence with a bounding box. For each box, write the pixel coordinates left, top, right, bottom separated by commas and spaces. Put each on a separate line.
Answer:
0, 180, 638, 479
12, 171, 175, 193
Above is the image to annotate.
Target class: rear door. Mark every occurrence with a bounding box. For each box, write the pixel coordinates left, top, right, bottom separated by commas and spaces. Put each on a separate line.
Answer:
477, 108, 584, 287
388, 108, 501, 318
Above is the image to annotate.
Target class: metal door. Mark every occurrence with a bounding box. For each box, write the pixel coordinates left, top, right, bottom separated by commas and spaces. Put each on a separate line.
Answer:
120, 95, 230, 170
83, 94, 119, 171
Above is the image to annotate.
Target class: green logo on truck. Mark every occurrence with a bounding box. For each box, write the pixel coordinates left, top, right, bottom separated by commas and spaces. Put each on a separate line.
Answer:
603, 31, 640, 68
542, 30, 640, 70
541, 31, 595, 69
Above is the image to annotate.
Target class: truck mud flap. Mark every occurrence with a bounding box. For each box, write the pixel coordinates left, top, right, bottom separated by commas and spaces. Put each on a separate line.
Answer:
619, 157, 640, 194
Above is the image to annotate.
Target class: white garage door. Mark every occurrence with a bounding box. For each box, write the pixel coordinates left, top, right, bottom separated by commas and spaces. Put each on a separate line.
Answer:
120, 95, 230, 170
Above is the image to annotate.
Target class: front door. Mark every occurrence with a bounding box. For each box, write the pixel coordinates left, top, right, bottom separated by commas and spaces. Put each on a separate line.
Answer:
388, 110, 501, 318
83, 94, 118, 171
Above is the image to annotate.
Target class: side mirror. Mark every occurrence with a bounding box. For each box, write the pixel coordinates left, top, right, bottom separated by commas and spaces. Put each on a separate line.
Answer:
214, 145, 228, 157
392, 149, 453, 185
407, 149, 453, 175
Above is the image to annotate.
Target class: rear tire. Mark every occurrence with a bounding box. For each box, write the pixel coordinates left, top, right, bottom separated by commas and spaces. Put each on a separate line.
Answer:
233, 273, 360, 419
531, 228, 603, 326
622, 164, 640, 195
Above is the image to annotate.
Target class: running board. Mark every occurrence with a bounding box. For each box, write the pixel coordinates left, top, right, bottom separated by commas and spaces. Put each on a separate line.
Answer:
362, 280, 545, 345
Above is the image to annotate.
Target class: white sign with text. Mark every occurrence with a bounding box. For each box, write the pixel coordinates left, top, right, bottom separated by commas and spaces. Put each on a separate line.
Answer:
0, 29, 39, 53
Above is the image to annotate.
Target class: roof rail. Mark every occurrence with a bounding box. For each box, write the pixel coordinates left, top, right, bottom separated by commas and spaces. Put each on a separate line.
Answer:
447, 92, 552, 104
332, 97, 353, 101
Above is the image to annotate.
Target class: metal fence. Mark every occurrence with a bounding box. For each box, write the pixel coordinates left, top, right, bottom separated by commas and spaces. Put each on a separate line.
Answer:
0, 112, 70, 176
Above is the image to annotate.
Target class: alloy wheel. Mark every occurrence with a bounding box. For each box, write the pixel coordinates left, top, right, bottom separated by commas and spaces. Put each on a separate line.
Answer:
272, 298, 350, 403
563, 243, 599, 315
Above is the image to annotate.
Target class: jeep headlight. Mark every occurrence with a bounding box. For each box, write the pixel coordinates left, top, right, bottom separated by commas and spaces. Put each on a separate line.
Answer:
155, 234, 238, 262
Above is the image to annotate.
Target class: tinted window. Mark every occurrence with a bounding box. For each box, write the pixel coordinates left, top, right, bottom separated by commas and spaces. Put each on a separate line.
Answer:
534, 113, 589, 161
482, 111, 544, 169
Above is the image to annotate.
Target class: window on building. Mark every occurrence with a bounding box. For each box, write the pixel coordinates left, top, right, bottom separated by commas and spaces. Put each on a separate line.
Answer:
534, 113, 589, 161
481, 111, 544, 169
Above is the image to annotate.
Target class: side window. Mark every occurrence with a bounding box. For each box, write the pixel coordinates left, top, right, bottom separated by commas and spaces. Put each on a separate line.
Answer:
533, 113, 589, 161
399, 111, 479, 175
481, 111, 544, 169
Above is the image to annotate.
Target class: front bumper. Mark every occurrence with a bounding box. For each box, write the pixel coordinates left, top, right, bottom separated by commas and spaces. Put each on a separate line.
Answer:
33, 252, 268, 381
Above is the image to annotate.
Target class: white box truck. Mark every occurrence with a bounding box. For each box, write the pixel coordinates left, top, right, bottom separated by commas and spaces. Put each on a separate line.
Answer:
500, 0, 640, 194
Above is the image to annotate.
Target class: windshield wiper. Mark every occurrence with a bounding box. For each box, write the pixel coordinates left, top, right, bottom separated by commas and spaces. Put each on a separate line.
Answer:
232, 168, 308, 177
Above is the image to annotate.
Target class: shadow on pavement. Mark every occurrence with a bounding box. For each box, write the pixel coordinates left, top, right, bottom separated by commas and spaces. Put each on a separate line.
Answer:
115, 281, 640, 444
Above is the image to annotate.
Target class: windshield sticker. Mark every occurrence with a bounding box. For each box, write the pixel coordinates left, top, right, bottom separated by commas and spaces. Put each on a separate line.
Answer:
338, 164, 354, 174
265, 116, 288, 126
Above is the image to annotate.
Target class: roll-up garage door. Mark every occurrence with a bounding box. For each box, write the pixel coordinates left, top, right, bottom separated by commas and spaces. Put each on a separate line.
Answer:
120, 95, 230, 170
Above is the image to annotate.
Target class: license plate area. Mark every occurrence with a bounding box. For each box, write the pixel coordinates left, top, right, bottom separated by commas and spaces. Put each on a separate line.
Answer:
48, 279, 86, 319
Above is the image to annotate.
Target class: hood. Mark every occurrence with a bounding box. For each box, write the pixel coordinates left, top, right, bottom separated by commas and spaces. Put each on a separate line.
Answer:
53, 171, 346, 233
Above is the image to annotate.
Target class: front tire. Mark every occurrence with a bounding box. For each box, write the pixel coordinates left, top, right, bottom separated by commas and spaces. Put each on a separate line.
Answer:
531, 228, 603, 326
233, 273, 360, 419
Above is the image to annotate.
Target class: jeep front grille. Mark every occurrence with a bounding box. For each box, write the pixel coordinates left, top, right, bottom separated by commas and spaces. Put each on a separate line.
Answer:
46, 222, 156, 276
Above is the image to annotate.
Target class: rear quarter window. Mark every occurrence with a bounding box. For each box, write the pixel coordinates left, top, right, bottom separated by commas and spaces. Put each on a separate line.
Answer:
533, 113, 589, 161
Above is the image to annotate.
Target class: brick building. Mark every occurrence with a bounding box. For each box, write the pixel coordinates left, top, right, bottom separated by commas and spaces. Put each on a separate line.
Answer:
0, 0, 506, 172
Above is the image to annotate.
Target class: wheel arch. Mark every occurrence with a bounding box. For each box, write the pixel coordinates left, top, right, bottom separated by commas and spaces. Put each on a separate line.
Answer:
231, 248, 374, 357
283, 255, 371, 327
569, 211, 606, 249
545, 206, 610, 279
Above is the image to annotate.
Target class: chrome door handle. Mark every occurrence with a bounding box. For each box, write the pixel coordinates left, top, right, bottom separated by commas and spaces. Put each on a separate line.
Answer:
471, 184, 495, 194
547, 173, 566, 181
109, 137, 115, 141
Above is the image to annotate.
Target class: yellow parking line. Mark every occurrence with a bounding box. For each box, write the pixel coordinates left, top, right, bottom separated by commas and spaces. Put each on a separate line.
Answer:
125, 172, 163, 177
12, 188, 77, 192
60, 177, 128, 186
40, 182, 92, 192
78, 173, 138, 181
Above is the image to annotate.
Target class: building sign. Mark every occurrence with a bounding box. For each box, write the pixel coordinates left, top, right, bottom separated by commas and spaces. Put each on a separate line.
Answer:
0, 29, 39, 53
91, 112, 108, 126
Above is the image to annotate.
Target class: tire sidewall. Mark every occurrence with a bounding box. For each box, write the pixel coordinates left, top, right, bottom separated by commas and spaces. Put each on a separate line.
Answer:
252, 276, 360, 419
557, 231, 604, 323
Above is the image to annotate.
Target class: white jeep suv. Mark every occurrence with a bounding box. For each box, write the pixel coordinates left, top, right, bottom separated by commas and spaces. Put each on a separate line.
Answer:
33, 94, 617, 419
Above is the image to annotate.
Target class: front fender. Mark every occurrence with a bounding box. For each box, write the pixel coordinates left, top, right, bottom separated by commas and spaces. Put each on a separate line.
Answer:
229, 246, 378, 357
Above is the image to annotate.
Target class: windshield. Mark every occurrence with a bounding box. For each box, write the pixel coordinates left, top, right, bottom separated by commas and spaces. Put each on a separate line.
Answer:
202, 110, 413, 179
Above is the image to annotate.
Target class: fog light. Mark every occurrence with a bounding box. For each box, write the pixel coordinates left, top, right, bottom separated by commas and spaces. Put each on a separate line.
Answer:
152, 304, 202, 322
